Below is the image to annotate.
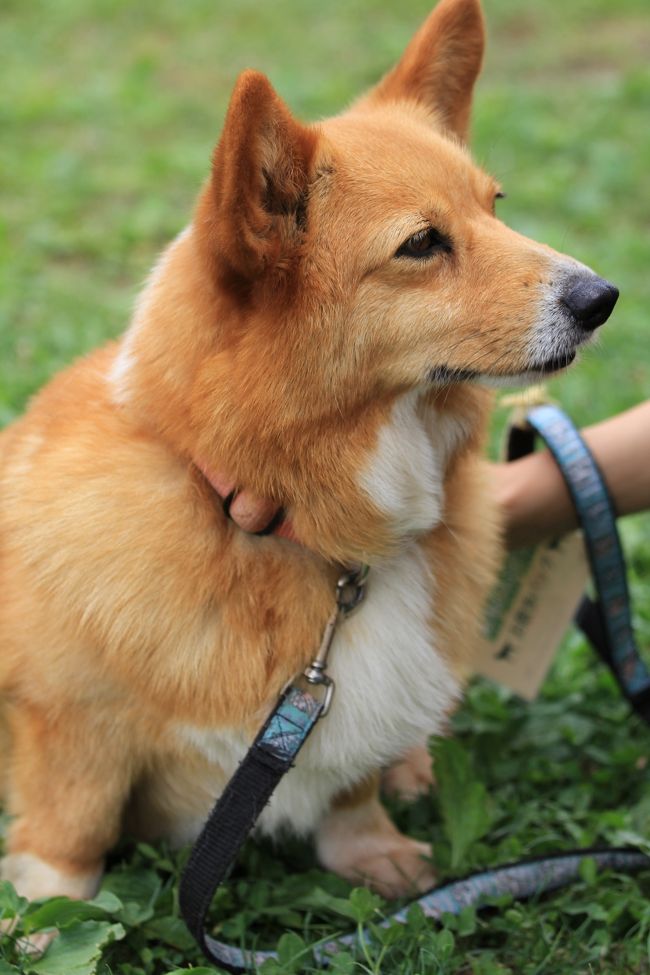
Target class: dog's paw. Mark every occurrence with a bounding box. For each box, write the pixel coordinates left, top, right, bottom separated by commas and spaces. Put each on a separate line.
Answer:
344, 837, 435, 899
382, 745, 435, 801
16, 929, 58, 958
0, 918, 57, 958
318, 786, 436, 899
0, 916, 18, 940
319, 817, 435, 900
1, 852, 101, 901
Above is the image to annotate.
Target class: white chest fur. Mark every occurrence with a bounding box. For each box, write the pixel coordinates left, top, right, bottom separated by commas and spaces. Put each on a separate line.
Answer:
177, 541, 459, 838
358, 390, 443, 536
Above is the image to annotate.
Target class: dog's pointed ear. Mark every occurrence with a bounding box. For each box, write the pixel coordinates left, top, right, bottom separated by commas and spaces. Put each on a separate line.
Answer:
359, 0, 485, 142
203, 70, 317, 282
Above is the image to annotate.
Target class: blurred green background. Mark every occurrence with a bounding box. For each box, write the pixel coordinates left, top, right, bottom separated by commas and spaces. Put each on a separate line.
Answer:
1, 2, 649, 972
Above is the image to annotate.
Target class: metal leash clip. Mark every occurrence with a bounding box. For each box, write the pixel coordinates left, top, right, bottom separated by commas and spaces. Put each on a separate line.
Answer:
302, 562, 369, 717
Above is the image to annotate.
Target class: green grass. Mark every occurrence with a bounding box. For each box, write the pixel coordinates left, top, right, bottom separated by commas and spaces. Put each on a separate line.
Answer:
1, 0, 649, 972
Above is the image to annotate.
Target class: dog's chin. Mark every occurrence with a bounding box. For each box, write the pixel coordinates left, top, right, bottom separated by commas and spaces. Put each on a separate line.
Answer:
480, 350, 576, 387
479, 351, 578, 388
428, 352, 577, 390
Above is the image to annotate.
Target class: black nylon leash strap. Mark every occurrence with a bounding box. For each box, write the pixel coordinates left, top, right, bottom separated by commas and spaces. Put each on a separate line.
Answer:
179, 685, 323, 972
178, 750, 284, 954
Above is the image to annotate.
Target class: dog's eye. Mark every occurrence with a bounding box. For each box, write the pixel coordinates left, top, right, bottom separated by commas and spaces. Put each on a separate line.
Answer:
396, 228, 452, 259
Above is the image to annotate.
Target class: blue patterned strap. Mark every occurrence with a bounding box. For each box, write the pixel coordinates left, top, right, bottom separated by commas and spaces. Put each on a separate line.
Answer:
178, 685, 323, 973
524, 404, 650, 721
315, 847, 650, 964
186, 845, 650, 972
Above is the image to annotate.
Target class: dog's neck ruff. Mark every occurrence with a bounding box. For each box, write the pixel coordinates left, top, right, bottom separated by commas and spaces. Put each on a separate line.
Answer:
190, 385, 464, 549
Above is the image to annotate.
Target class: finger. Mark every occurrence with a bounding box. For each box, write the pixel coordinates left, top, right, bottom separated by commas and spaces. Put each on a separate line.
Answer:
229, 491, 281, 533
274, 519, 299, 543
206, 471, 237, 498
194, 459, 237, 499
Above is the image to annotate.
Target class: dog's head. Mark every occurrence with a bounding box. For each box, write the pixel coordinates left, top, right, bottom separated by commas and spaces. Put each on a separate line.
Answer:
193, 0, 617, 416
116, 0, 618, 558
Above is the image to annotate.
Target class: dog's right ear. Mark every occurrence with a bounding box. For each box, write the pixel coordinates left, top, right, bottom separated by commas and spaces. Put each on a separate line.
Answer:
199, 70, 317, 286
358, 0, 485, 142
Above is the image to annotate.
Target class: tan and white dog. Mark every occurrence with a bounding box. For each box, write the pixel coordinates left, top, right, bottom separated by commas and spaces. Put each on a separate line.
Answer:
0, 0, 618, 906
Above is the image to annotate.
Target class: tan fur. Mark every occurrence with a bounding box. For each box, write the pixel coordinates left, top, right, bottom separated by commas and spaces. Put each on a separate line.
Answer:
0, 0, 594, 901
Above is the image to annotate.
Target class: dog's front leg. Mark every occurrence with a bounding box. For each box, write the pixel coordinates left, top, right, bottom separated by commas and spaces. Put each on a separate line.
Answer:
2, 702, 136, 903
316, 775, 435, 899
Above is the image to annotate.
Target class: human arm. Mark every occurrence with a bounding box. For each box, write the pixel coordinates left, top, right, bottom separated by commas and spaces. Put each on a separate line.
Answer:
492, 400, 650, 549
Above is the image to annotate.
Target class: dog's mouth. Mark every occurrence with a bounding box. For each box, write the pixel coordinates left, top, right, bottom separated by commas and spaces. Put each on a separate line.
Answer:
428, 352, 576, 387
524, 351, 577, 375
428, 366, 480, 384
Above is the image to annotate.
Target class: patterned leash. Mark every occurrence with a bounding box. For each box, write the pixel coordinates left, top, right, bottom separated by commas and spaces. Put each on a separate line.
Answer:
513, 403, 650, 721
179, 404, 649, 972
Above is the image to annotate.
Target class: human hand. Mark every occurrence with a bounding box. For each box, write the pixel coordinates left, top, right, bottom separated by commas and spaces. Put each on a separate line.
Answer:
199, 466, 293, 538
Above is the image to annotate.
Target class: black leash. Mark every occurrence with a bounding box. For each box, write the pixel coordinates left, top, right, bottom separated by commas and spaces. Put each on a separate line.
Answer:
179, 564, 370, 972
179, 683, 324, 971
180, 403, 649, 971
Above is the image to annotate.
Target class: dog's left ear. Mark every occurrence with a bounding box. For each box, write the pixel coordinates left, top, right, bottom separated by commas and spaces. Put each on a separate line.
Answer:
359, 0, 485, 142
202, 70, 317, 283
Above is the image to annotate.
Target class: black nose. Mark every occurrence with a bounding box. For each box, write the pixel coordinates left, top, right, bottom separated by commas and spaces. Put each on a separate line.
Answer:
561, 275, 619, 331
